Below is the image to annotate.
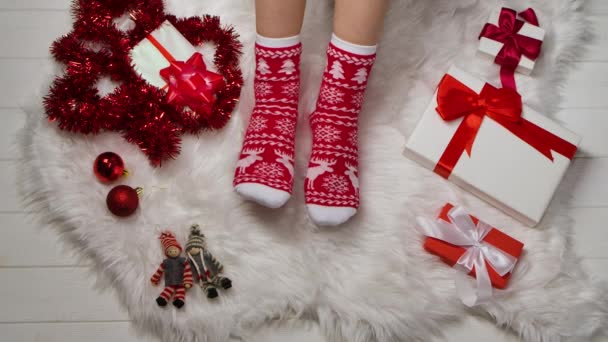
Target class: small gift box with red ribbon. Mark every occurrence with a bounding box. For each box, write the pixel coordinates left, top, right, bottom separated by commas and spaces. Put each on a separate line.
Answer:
404, 66, 580, 226
478, 7, 545, 79
130, 21, 225, 115
417, 203, 524, 306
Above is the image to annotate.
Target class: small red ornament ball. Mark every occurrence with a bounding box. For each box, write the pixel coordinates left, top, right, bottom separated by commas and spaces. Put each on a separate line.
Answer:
94, 152, 126, 183
106, 185, 141, 217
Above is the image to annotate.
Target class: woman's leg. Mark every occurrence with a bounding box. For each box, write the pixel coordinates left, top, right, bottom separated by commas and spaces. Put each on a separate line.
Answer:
334, 0, 388, 45
256, 0, 306, 38
234, 1, 306, 208
304, 0, 388, 226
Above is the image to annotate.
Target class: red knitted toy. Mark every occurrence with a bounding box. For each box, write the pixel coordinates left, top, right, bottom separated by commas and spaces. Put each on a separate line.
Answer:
150, 231, 193, 308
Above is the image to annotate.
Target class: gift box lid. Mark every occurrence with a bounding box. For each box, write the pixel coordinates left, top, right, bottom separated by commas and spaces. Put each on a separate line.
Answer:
423, 203, 524, 289
404, 66, 581, 226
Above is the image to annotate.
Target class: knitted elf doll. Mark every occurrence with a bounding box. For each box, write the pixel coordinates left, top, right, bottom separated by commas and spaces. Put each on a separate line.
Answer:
150, 231, 193, 308
233, 0, 388, 226
185, 224, 232, 299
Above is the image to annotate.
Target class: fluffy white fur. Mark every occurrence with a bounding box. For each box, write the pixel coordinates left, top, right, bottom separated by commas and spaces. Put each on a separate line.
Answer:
18, 0, 608, 341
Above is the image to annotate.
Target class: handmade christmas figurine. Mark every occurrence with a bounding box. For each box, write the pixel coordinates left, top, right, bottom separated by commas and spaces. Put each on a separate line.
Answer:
233, 0, 388, 226
185, 224, 232, 299
150, 231, 193, 308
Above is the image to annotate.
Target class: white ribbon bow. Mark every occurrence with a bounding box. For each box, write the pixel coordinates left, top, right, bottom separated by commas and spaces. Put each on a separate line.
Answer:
416, 206, 518, 306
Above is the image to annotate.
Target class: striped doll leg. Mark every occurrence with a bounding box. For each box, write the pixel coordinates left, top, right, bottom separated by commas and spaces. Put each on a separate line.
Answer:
212, 275, 232, 290
156, 286, 175, 306
202, 281, 218, 299
172, 286, 186, 308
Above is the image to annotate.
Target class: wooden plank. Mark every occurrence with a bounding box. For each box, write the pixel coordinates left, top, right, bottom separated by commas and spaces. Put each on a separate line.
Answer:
560, 157, 608, 207
554, 109, 608, 158
582, 258, 608, 284
431, 316, 519, 342
0, 160, 20, 212
0, 59, 55, 108
249, 325, 327, 342
0, 213, 83, 267
562, 85, 608, 108
588, 0, 608, 15
0, 322, 146, 342
570, 208, 608, 259
0, 322, 330, 342
0, 0, 70, 10
0, 267, 129, 322
567, 62, 608, 87
0, 108, 24, 159
0, 11, 71, 58
582, 16, 608, 61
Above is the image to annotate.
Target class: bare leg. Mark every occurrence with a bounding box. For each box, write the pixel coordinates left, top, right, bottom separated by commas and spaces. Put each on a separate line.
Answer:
334, 0, 388, 45
256, 0, 307, 38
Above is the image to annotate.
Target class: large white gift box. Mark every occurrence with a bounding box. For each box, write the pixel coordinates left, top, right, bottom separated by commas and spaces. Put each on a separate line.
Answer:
130, 20, 198, 88
404, 66, 580, 226
478, 8, 545, 75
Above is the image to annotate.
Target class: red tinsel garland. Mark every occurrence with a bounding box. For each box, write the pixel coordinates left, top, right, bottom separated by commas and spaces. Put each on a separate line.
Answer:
44, 0, 243, 166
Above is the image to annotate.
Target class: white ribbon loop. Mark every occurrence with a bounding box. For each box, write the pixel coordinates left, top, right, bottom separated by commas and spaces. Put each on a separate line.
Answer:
416, 206, 518, 306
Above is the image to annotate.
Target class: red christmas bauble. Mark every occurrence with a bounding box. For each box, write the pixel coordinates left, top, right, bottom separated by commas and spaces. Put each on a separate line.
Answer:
94, 152, 126, 183
106, 185, 141, 217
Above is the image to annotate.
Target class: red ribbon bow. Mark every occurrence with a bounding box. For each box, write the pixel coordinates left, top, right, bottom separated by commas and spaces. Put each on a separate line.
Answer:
159, 52, 225, 116
479, 8, 542, 90
433, 74, 577, 179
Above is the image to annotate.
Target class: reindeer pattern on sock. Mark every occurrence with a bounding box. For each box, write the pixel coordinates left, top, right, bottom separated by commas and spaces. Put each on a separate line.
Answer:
236, 148, 265, 173
274, 149, 294, 178
306, 158, 337, 190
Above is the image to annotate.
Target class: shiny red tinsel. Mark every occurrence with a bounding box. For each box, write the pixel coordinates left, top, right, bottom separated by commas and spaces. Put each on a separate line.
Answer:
44, 0, 243, 166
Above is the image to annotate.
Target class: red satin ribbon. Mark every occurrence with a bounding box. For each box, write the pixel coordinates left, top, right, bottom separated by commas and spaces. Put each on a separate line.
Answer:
479, 8, 542, 90
433, 74, 577, 178
146, 34, 224, 115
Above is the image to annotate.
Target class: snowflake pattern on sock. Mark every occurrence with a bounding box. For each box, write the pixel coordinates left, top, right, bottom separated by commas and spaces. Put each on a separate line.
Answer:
321, 174, 349, 194
320, 86, 345, 104
255, 82, 273, 97
247, 116, 268, 133
305, 42, 376, 209
234, 43, 302, 194
274, 118, 296, 136
315, 124, 341, 143
281, 82, 299, 98
254, 162, 284, 179
347, 130, 357, 146
350, 91, 365, 108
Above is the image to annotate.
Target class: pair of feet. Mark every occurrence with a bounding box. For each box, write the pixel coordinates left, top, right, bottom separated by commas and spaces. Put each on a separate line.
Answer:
156, 297, 184, 308
233, 35, 376, 226
205, 277, 232, 299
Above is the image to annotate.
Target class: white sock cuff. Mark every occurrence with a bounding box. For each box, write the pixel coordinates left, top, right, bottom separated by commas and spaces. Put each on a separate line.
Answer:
331, 33, 377, 56
256, 34, 301, 48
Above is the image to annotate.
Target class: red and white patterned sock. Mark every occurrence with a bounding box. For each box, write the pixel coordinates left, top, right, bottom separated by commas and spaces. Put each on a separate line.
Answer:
305, 34, 377, 226
234, 35, 302, 208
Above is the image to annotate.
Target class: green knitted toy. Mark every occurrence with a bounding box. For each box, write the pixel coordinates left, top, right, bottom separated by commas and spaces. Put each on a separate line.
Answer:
185, 224, 232, 299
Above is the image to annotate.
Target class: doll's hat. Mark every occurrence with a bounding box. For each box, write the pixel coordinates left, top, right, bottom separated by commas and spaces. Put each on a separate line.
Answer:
185, 224, 205, 251
159, 231, 182, 254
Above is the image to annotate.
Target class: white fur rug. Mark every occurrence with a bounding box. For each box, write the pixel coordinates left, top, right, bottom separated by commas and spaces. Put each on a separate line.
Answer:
18, 0, 608, 341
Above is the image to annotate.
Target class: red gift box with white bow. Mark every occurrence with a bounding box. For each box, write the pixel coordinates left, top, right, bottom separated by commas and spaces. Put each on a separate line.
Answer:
416, 203, 524, 305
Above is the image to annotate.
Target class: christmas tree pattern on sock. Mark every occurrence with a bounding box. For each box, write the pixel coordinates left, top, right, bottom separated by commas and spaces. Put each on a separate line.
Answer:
234, 42, 302, 208
305, 41, 376, 226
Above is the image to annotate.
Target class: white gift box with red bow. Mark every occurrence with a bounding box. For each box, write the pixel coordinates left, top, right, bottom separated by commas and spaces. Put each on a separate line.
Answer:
404, 66, 580, 226
478, 9, 545, 75
130, 20, 198, 88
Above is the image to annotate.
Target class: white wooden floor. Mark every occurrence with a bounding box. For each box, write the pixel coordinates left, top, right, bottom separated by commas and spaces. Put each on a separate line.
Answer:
0, 1, 606, 341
